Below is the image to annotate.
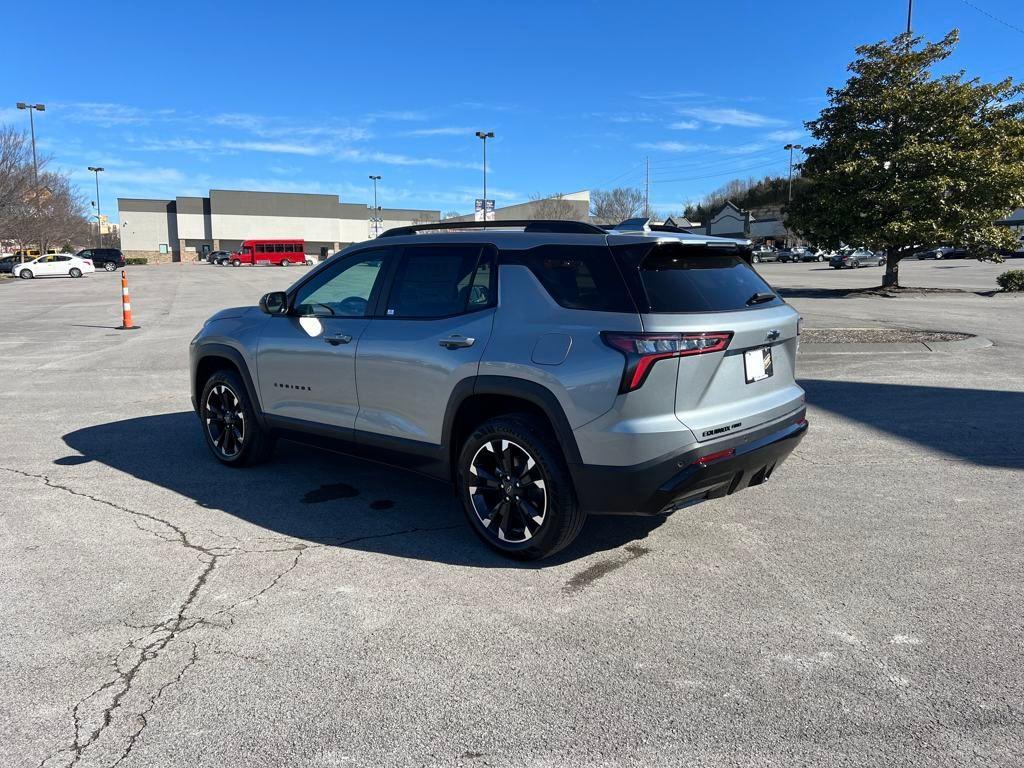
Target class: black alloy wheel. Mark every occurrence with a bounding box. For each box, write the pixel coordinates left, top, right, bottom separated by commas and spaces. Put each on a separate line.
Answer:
458, 415, 586, 560
204, 383, 246, 460
468, 438, 548, 545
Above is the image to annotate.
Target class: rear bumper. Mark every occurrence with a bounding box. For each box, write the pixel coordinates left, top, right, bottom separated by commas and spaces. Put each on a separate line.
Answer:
570, 410, 807, 516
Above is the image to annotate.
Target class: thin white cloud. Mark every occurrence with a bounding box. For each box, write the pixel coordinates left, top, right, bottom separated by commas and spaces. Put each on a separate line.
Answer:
765, 129, 805, 142
368, 110, 431, 122
669, 120, 700, 130
637, 141, 708, 153
62, 102, 157, 127
400, 126, 474, 137
221, 140, 322, 156
336, 148, 481, 170
678, 107, 784, 128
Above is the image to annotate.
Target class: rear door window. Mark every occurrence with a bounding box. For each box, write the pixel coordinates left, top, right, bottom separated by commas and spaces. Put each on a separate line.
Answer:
614, 243, 783, 313
502, 244, 634, 312
385, 245, 495, 319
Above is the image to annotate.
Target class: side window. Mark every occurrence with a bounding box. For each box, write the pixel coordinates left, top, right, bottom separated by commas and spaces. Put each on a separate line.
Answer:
293, 250, 391, 317
80, 250, 92, 258
275, 243, 285, 253
506, 244, 634, 312
256, 244, 265, 254
387, 245, 494, 319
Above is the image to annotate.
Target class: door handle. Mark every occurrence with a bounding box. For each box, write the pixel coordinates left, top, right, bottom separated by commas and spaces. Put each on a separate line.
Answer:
325, 333, 353, 345
439, 335, 475, 349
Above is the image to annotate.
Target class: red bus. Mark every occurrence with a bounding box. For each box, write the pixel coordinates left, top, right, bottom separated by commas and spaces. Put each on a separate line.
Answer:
231, 239, 306, 267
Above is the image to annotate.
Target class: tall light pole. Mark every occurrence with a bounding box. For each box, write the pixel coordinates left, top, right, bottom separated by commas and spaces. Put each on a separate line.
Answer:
88, 166, 105, 247
369, 175, 381, 236
784, 143, 804, 202
906, 0, 913, 34
16, 102, 45, 256
475, 131, 494, 219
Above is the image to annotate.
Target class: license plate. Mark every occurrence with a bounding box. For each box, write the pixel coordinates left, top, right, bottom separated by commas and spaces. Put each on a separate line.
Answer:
744, 347, 774, 383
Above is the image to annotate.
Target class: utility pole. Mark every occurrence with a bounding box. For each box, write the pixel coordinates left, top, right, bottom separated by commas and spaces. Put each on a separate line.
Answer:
88, 166, 105, 247
475, 131, 494, 219
784, 143, 804, 202
644, 156, 650, 218
16, 102, 45, 256
369, 175, 381, 236
906, 0, 913, 34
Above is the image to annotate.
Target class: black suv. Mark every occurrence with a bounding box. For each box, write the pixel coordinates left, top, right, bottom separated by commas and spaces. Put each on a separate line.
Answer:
77, 248, 125, 272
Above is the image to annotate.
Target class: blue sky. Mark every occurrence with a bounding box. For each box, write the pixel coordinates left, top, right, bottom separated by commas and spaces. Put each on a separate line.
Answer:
4, 0, 1022, 222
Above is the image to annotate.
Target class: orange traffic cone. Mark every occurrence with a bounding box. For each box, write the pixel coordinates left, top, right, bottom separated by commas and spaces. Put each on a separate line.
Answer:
119, 270, 139, 330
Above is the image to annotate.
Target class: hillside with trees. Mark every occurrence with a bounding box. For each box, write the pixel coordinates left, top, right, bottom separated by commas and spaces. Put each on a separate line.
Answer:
682, 175, 809, 223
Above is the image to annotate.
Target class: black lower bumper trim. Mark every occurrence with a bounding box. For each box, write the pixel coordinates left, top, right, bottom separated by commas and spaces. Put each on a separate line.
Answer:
571, 411, 807, 516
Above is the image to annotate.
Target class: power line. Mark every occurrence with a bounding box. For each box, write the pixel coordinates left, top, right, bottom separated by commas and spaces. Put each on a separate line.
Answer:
651, 158, 787, 184
958, 0, 1024, 36
647, 149, 782, 174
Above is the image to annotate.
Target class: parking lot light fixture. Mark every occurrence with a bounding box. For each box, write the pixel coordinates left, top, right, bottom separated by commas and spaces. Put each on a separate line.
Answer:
369, 175, 381, 236
16, 102, 46, 254
784, 143, 804, 202
475, 131, 494, 214
88, 166, 105, 247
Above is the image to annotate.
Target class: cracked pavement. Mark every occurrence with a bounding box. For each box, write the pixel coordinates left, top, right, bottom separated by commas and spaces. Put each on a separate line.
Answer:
1, 261, 1022, 767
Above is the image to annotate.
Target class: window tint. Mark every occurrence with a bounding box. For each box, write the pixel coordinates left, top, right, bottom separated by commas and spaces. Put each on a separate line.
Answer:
387, 245, 493, 318
275, 243, 285, 253
614, 243, 783, 313
256, 244, 266, 254
504, 244, 634, 312
293, 250, 390, 317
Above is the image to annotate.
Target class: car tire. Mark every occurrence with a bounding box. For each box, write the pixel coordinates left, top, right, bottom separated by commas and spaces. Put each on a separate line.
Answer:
104, 262, 116, 272
232, 259, 241, 267
457, 415, 585, 560
817, 255, 824, 261
69, 268, 82, 278
853, 261, 860, 268
280, 259, 289, 267
19, 269, 33, 279
752, 255, 760, 264
199, 368, 275, 467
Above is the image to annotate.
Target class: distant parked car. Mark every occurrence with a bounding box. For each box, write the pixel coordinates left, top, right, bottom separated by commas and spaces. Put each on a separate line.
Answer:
830, 249, 885, 269
76, 248, 124, 272
750, 246, 779, 263
777, 249, 798, 263
917, 246, 967, 260
0, 254, 24, 274
12, 253, 96, 279
793, 247, 826, 262
207, 250, 232, 265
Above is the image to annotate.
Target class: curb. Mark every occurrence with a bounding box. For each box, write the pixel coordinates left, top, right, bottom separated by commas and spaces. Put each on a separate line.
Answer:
801, 335, 992, 354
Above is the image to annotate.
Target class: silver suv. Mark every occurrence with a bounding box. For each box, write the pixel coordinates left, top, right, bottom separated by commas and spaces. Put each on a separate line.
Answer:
190, 220, 807, 559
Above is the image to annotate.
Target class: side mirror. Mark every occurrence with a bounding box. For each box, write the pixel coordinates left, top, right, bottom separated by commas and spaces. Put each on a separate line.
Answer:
259, 291, 288, 315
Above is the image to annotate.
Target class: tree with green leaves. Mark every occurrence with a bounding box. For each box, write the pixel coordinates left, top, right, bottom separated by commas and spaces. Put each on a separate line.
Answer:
786, 30, 1024, 287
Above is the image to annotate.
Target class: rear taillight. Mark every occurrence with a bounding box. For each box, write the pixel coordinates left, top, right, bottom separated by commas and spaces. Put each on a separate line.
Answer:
601, 331, 733, 393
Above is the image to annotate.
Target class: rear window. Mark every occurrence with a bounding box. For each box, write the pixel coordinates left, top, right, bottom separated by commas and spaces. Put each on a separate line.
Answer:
501, 244, 634, 313
614, 243, 783, 313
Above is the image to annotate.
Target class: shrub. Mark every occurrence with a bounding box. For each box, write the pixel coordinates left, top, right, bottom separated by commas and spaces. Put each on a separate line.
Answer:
125, 257, 148, 265
996, 269, 1024, 292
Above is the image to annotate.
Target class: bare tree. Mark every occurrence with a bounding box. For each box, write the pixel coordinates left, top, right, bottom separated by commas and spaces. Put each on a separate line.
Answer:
443, 210, 462, 220
0, 126, 38, 220
528, 193, 578, 220
590, 187, 645, 224
1, 170, 90, 252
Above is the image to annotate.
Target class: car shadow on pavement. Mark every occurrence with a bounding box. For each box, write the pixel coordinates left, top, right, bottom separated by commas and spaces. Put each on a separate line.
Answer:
800, 379, 1024, 469
61, 412, 664, 568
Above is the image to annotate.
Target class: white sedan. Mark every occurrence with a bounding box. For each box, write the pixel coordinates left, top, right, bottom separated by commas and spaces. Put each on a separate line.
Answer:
13, 253, 96, 279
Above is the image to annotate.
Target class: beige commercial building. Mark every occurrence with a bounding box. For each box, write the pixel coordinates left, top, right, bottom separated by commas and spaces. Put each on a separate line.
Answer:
118, 189, 440, 263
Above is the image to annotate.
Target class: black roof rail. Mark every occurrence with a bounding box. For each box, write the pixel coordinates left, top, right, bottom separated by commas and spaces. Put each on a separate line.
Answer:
378, 219, 606, 238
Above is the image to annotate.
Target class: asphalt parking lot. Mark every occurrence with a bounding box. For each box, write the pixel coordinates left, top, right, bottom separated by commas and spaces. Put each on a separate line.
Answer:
1, 260, 1022, 767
